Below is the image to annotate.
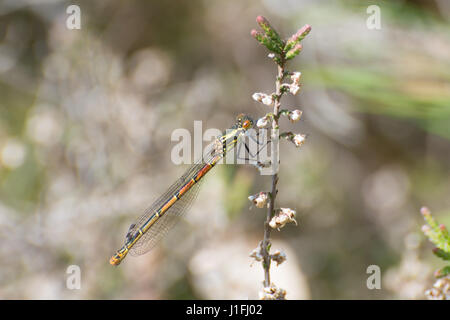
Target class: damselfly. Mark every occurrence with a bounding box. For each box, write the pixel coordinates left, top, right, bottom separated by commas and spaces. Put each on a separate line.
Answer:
110, 114, 255, 265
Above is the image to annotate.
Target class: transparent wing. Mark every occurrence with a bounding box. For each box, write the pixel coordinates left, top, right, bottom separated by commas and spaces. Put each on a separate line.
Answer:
129, 180, 202, 256
125, 140, 220, 256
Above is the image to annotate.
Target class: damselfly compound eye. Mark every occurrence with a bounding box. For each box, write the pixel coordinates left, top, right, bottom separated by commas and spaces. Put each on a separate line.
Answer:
243, 120, 251, 129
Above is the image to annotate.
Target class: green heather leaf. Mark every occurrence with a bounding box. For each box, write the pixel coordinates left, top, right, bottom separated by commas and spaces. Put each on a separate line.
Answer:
256, 16, 283, 50
433, 248, 450, 261
251, 29, 282, 54
286, 44, 302, 60
435, 265, 450, 278
284, 24, 311, 52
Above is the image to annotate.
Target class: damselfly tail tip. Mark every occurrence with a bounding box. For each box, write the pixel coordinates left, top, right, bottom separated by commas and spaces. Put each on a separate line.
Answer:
109, 252, 126, 266
109, 256, 121, 266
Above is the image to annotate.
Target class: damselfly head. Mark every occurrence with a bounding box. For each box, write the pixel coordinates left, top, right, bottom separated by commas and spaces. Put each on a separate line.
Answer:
236, 113, 254, 130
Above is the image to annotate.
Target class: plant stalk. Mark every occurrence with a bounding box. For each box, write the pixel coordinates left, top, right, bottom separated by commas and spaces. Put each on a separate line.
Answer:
262, 60, 285, 287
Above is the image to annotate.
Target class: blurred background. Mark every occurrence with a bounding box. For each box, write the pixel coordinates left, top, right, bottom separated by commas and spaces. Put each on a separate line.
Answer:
0, 0, 449, 299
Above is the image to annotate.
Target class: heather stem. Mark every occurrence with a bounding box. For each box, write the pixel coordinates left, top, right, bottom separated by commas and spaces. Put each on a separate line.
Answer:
262, 60, 285, 287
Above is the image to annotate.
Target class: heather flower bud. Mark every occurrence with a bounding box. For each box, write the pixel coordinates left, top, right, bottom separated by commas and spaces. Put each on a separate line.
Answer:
292, 134, 306, 147
252, 92, 274, 106
259, 283, 286, 300
286, 43, 303, 60
270, 250, 287, 266
290, 71, 302, 84
269, 208, 297, 230
280, 207, 297, 219
425, 276, 450, 300
285, 24, 311, 51
421, 207, 431, 216
250, 29, 261, 38
256, 15, 270, 28
249, 245, 263, 262
288, 83, 301, 95
262, 94, 274, 106
248, 192, 269, 208
252, 92, 264, 102
257, 116, 269, 129
293, 24, 312, 41
425, 277, 450, 300
288, 110, 302, 122
434, 278, 447, 289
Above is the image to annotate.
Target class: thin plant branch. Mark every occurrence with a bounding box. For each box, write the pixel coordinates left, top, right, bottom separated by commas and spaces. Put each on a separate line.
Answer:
249, 16, 311, 299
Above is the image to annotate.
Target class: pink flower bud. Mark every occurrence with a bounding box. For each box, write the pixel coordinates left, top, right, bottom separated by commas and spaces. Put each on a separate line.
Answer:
289, 24, 311, 42
256, 15, 268, 25
420, 207, 431, 216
